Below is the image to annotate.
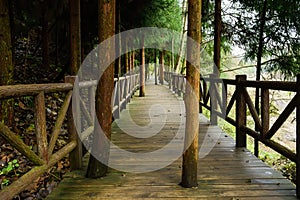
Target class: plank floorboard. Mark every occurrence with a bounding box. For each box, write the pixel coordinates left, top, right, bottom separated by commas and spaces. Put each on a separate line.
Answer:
46, 80, 297, 199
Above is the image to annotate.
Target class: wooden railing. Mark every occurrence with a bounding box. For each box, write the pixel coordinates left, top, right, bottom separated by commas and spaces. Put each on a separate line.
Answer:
164, 72, 186, 97
164, 71, 300, 197
0, 73, 139, 200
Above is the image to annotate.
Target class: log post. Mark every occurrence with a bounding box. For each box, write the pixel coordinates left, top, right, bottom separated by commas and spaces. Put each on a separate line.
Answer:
116, 78, 120, 119
236, 75, 247, 148
210, 74, 218, 125
35, 91, 48, 162
296, 74, 300, 197
171, 74, 175, 93
199, 78, 203, 114
88, 85, 95, 122
65, 76, 82, 170
260, 88, 269, 155
169, 73, 172, 89
221, 83, 227, 117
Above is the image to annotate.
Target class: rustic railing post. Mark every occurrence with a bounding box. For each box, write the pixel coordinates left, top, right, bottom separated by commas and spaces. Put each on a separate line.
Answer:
222, 82, 227, 117
169, 73, 172, 89
296, 74, 300, 197
260, 88, 269, 156
124, 77, 129, 106
236, 75, 247, 148
34, 91, 48, 162
210, 74, 218, 125
177, 76, 182, 97
172, 74, 176, 93
199, 77, 203, 113
117, 78, 121, 117
88, 84, 95, 123
65, 76, 82, 170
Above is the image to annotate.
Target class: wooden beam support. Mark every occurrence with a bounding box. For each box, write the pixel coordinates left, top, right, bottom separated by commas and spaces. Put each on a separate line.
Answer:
236, 75, 247, 148
0, 140, 76, 200
65, 76, 82, 170
0, 123, 44, 165
48, 91, 73, 155
35, 92, 48, 161
264, 96, 297, 139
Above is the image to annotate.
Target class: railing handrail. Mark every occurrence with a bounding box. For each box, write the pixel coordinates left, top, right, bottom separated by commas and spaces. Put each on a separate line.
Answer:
164, 71, 300, 197
0, 73, 140, 200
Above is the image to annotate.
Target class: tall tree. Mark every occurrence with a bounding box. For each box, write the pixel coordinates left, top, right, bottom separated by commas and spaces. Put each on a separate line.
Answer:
139, 34, 146, 97
213, 0, 221, 75
181, 0, 201, 187
41, 0, 50, 70
0, 0, 14, 126
175, 0, 188, 73
69, 0, 82, 170
69, 0, 81, 75
86, 0, 116, 178
159, 50, 165, 85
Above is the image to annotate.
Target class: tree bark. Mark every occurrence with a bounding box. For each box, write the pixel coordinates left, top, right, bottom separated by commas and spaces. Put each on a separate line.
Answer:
213, 0, 221, 76
131, 50, 135, 73
69, 0, 81, 75
175, 0, 187, 73
42, 0, 50, 70
154, 49, 158, 85
159, 50, 165, 85
139, 35, 145, 97
115, 0, 121, 76
255, 0, 268, 156
0, 0, 14, 126
181, 0, 201, 188
86, 0, 115, 178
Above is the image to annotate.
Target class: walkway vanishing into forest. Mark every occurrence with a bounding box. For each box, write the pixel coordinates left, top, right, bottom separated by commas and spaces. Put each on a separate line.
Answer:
47, 79, 297, 200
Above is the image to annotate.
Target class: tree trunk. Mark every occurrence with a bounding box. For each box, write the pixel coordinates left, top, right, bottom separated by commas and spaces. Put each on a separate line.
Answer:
159, 50, 165, 85
86, 0, 115, 178
0, 0, 14, 126
69, 0, 81, 75
68, 0, 82, 170
154, 49, 158, 85
175, 0, 187, 73
115, 0, 121, 76
181, 0, 201, 188
213, 0, 221, 76
125, 40, 129, 74
254, 0, 268, 156
139, 35, 145, 97
131, 50, 135, 73
42, 0, 50, 70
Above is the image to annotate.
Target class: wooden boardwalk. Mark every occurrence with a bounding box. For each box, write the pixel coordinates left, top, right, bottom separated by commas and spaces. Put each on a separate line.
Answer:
47, 80, 297, 200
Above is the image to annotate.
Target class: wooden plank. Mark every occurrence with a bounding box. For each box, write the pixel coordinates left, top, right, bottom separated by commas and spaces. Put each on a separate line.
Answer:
46, 80, 297, 200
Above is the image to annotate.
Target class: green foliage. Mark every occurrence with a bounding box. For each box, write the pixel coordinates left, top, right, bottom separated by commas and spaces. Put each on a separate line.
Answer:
2, 179, 10, 186
0, 159, 20, 176
226, 0, 300, 79
140, 0, 182, 31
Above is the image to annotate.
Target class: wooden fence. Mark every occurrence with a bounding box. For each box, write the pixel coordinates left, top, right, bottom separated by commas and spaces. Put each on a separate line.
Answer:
0, 74, 139, 200
164, 71, 300, 197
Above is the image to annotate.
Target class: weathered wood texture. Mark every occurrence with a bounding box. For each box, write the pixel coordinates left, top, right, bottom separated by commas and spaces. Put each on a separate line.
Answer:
46, 80, 297, 200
